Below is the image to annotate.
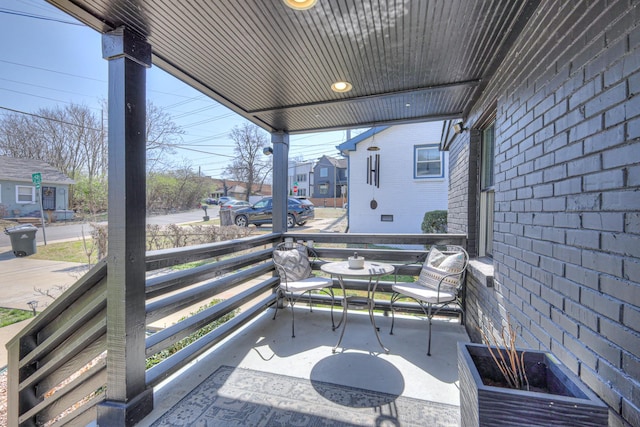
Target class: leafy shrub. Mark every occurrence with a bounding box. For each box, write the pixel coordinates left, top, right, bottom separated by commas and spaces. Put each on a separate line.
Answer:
421, 210, 447, 233
90, 223, 255, 256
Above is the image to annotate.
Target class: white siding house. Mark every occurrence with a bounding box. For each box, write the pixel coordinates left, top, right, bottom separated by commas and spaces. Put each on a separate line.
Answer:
338, 122, 448, 233
287, 160, 313, 197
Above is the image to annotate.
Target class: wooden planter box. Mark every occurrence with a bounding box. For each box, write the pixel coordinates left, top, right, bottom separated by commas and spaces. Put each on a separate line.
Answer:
458, 342, 608, 427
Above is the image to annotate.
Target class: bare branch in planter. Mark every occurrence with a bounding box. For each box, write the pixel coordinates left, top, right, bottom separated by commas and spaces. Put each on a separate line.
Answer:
479, 313, 529, 390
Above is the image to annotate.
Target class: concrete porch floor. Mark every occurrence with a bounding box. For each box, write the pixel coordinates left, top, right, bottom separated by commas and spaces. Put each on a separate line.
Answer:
137, 305, 470, 426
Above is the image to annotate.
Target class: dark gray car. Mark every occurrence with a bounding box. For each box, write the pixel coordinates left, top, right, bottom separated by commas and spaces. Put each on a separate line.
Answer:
233, 197, 314, 228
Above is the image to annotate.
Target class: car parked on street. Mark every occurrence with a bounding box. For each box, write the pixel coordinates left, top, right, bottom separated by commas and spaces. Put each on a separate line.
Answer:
216, 196, 234, 206
233, 197, 314, 228
219, 199, 251, 212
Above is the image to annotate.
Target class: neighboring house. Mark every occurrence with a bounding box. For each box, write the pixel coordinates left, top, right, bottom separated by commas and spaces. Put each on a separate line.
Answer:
288, 160, 313, 197
312, 155, 347, 199
209, 179, 272, 201
338, 123, 448, 233
227, 184, 247, 200
0, 156, 75, 219
439, 4, 639, 426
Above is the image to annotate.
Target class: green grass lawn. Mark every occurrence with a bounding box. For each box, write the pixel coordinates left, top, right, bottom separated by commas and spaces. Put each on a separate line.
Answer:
0, 307, 35, 327
31, 240, 95, 263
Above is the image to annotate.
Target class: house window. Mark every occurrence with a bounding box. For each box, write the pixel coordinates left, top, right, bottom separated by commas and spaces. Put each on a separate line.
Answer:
414, 145, 444, 178
298, 188, 307, 196
296, 174, 307, 182
320, 167, 328, 178
479, 121, 495, 257
319, 183, 329, 194
16, 186, 36, 204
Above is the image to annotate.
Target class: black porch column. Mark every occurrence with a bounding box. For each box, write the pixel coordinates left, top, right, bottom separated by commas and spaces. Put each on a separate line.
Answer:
271, 131, 290, 233
97, 27, 153, 426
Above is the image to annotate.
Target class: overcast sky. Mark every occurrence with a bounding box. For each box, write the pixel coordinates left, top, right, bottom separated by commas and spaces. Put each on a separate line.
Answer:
0, 0, 359, 177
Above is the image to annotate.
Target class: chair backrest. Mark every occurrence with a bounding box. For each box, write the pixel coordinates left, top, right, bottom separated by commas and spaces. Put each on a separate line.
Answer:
273, 242, 312, 282
416, 245, 469, 293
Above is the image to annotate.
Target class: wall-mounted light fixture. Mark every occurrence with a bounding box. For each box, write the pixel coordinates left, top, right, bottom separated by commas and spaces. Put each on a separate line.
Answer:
452, 121, 467, 134
263, 147, 273, 156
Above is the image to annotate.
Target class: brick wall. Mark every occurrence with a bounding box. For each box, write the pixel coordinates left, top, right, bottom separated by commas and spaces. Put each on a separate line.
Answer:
446, 130, 478, 256
448, 1, 640, 425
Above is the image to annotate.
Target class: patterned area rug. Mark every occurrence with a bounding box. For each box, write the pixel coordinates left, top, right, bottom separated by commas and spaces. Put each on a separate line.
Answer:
151, 365, 459, 426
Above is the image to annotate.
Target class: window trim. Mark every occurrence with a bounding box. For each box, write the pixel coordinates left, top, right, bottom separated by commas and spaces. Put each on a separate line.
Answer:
479, 121, 496, 257
413, 144, 444, 179
16, 185, 36, 204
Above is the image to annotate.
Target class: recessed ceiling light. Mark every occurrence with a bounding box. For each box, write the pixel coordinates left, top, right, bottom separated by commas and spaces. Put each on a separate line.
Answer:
331, 81, 352, 93
284, 0, 317, 10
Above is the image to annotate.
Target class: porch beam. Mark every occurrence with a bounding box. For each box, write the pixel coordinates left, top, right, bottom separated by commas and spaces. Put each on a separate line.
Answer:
271, 132, 289, 233
97, 26, 153, 426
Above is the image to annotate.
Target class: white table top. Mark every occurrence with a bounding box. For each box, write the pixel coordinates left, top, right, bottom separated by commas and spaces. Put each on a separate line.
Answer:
320, 260, 394, 277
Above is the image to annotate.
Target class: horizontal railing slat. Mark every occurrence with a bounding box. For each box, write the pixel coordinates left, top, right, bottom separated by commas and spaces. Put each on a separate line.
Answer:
145, 234, 280, 271
145, 262, 275, 324
34, 336, 107, 401
19, 313, 106, 393
19, 284, 106, 370
48, 393, 102, 427
146, 278, 277, 356
7, 260, 107, 351
285, 232, 466, 246
21, 360, 106, 424
146, 293, 277, 388
146, 248, 273, 298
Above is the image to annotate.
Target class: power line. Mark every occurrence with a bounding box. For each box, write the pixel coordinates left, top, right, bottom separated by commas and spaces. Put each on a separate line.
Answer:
0, 7, 84, 26
0, 105, 102, 131
0, 59, 104, 83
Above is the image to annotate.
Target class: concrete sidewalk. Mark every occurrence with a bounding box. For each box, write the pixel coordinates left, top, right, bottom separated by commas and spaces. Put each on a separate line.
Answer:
0, 250, 85, 368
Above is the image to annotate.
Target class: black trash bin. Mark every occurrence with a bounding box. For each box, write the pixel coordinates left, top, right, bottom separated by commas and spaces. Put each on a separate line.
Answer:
4, 224, 38, 257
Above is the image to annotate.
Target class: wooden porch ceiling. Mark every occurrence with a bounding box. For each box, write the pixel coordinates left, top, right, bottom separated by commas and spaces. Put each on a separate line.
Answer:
47, 0, 539, 134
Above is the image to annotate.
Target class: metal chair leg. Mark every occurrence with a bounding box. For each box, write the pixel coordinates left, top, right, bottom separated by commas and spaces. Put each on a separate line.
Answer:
389, 292, 398, 335
289, 296, 296, 338
272, 289, 282, 320
427, 304, 433, 356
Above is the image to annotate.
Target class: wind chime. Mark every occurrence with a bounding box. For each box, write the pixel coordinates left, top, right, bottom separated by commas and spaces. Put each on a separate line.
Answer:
366, 130, 380, 209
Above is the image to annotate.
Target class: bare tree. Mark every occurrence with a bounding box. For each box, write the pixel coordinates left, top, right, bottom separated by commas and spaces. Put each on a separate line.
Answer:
224, 123, 272, 200
0, 101, 185, 211
0, 104, 102, 180
145, 101, 184, 172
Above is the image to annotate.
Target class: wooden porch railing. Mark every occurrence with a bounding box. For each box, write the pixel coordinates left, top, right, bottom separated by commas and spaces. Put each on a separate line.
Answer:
6, 232, 466, 426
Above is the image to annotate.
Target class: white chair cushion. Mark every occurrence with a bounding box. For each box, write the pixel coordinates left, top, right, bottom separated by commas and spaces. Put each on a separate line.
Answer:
282, 276, 333, 293
392, 281, 456, 304
417, 248, 465, 293
273, 247, 312, 281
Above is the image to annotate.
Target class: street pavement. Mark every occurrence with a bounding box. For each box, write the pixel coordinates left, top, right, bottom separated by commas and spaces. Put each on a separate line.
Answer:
0, 208, 347, 369
0, 209, 210, 249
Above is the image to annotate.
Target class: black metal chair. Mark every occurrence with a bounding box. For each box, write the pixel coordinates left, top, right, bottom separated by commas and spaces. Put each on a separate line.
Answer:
272, 241, 335, 337
390, 245, 469, 355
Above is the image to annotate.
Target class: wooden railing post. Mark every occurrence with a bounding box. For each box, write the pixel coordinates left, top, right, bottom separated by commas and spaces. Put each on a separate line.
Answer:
97, 26, 153, 426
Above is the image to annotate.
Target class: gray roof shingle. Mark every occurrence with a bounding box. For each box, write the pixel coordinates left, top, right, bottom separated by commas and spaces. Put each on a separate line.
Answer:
0, 156, 75, 185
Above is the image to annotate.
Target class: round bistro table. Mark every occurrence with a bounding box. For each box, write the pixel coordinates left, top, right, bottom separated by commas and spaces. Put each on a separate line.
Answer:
320, 260, 395, 353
